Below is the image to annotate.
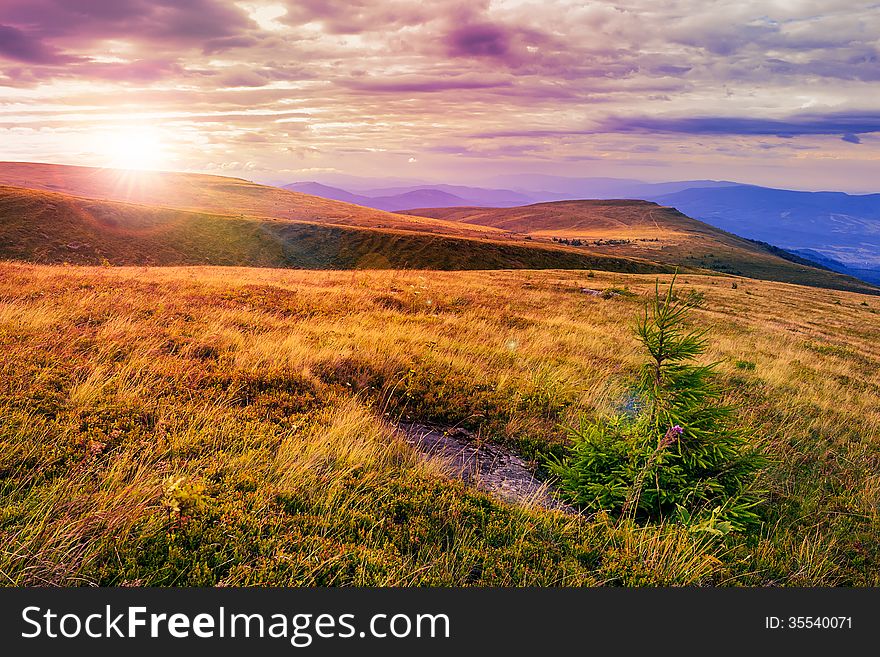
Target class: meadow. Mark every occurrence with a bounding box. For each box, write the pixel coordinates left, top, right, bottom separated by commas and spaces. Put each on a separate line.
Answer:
1, 260, 878, 586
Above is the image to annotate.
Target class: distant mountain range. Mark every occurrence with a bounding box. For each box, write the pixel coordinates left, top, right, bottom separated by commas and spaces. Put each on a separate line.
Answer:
481, 174, 738, 199
281, 175, 880, 285
282, 182, 533, 211
649, 186, 880, 284
282, 176, 737, 209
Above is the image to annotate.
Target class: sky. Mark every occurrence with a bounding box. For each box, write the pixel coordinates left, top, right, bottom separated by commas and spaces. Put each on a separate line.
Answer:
1, 0, 879, 192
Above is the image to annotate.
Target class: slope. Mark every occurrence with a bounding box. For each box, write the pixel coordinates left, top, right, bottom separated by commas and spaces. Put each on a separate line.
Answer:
405, 200, 878, 294
0, 185, 674, 273
0, 162, 499, 238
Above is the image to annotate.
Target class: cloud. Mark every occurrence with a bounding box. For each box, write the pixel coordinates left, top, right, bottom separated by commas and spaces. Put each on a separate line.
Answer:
447, 22, 510, 58
0, 24, 79, 64
202, 35, 263, 55
341, 75, 512, 93
1, 0, 879, 189
599, 111, 880, 139
280, 0, 446, 34
0, 0, 253, 46
466, 110, 880, 144
217, 68, 270, 88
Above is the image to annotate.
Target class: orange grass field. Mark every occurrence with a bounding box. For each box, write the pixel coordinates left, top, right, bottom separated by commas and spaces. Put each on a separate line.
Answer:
1, 261, 878, 586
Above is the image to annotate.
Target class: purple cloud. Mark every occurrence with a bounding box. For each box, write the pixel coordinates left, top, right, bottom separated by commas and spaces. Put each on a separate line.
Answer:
202, 36, 262, 56
448, 23, 510, 58
0, 24, 77, 64
466, 111, 880, 144
0, 0, 252, 44
600, 112, 880, 140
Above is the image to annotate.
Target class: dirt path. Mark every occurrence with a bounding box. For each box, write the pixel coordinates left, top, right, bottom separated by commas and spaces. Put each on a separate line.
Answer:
398, 423, 575, 514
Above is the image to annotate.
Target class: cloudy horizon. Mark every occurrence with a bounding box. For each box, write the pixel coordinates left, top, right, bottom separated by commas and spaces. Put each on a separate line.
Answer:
1, 0, 879, 193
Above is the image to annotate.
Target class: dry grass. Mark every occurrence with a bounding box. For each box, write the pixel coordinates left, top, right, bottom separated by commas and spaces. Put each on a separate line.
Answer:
1, 261, 878, 585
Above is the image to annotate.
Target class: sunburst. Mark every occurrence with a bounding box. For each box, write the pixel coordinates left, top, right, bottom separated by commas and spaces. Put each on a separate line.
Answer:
97, 127, 168, 172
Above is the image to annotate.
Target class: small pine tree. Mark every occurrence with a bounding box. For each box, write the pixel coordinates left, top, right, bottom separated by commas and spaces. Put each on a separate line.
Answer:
549, 276, 765, 534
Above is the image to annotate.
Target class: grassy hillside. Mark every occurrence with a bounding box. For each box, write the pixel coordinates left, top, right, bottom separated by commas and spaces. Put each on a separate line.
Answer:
0, 162, 499, 237
1, 261, 878, 586
0, 185, 672, 273
407, 199, 699, 235
407, 200, 878, 294
1, 162, 874, 294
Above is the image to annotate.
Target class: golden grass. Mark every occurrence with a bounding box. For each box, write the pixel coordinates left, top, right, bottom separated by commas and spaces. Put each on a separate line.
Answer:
0, 261, 878, 585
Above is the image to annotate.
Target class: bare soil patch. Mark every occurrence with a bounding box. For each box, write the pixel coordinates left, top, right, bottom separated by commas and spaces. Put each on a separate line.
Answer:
398, 422, 574, 514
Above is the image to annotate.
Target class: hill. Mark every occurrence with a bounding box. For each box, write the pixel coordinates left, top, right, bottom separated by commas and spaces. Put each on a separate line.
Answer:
0, 162, 499, 238
1, 262, 878, 585
405, 200, 879, 294
281, 182, 369, 206
1, 162, 875, 293
652, 185, 880, 283
0, 185, 674, 273
276, 175, 880, 287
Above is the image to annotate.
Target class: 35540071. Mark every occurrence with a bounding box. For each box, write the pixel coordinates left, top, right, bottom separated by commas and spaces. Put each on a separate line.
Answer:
765, 617, 853, 630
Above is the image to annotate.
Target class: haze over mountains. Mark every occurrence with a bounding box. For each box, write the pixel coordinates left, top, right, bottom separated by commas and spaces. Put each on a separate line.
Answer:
652, 186, 880, 284
283, 182, 535, 211
283, 176, 737, 209
285, 174, 880, 285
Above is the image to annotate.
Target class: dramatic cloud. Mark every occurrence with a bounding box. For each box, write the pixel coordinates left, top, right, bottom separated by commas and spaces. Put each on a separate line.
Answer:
0, 0, 878, 191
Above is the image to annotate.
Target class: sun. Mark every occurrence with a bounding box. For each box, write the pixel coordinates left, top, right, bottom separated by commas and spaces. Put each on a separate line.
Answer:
97, 127, 168, 172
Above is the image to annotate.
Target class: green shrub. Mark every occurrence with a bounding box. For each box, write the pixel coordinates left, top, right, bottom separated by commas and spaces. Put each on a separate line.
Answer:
548, 276, 766, 534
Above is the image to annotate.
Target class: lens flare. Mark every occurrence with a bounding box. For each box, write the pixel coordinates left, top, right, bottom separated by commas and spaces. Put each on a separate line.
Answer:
97, 128, 167, 171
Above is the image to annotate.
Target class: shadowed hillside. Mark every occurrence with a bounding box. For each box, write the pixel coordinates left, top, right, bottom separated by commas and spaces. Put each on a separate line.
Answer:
406, 200, 878, 294
0, 185, 674, 273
